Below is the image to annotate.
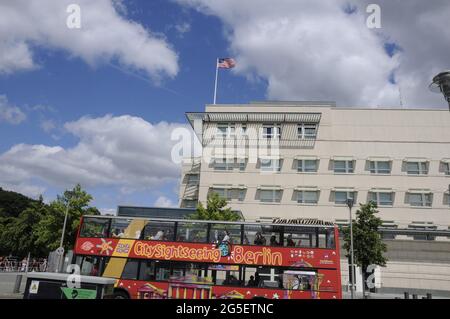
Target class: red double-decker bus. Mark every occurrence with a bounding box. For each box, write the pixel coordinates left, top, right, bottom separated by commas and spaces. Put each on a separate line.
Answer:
73, 216, 342, 299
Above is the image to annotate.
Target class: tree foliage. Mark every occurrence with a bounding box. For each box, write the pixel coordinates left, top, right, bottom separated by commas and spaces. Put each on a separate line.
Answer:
0, 184, 99, 257
189, 193, 241, 221
34, 184, 100, 252
342, 201, 387, 271
0, 187, 37, 218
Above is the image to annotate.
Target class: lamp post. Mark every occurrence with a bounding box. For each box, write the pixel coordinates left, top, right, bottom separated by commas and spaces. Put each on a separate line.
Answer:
429, 71, 450, 111
346, 198, 356, 299
56, 194, 72, 273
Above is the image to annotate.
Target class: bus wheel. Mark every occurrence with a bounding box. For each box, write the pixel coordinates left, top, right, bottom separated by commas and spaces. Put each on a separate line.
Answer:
113, 290, 130, 299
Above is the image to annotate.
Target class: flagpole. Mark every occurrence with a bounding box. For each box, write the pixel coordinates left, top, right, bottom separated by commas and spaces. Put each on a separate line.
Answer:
213, 58, 219, 104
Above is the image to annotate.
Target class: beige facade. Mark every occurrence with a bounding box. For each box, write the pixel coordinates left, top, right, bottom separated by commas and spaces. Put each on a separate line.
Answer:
180, 101, 450, 231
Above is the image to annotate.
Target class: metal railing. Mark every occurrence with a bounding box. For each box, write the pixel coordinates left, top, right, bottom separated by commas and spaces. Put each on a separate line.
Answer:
0, 259, 47, 273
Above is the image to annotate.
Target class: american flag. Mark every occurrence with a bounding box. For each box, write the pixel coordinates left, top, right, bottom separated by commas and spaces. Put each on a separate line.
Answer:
217, 58, 236, 69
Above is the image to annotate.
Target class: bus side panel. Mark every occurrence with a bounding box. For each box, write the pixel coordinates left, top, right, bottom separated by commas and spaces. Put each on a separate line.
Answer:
317, 269, 341, 293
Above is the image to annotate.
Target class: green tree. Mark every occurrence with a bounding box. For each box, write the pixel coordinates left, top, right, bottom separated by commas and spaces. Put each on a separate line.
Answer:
342, 201, 387, 297
0, 197, 48, 257
35, 184, 100, 251
189, 193, 241, 221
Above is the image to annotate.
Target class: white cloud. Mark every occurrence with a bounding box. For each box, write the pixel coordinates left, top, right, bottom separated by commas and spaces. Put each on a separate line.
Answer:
0, 95, 26, 124
154, 196, 176, 208
0, 0, 178, 79
40, 119, 57, 133
174, 22, 191, 37
177, 0, 450, 108
0, 114, 200, 194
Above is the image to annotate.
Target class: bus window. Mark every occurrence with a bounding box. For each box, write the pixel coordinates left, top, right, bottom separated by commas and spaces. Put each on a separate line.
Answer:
80, 217, 110, 238
283, 270, 316, 291
110, 218, 131, 238
121, 259, 139, 280
243, 225, 275, 246
171, 262, 208, 279
139, 260, 156, 281
209, 223, 241, 244
243, 266, 258, 287
110, 218, 147, 239
210, 265, 241, 286
284, 226, 316, 248
176, 222, 207, 243
257, 266, 283, 288
326, 228, 335, 248
142, 221, 175, 241
75, 255, 109, 276
155, 261, 171, 281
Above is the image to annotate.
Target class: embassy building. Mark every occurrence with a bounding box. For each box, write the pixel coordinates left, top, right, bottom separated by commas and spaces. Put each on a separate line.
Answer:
178, 101, 450, 296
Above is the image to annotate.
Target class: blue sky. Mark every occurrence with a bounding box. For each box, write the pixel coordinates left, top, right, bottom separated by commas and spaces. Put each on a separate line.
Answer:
0, 0, 449, 213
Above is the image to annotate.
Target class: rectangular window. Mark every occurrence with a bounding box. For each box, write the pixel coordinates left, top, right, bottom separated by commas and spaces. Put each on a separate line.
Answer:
260, 159, 281, 172
155, 261, 171, 281
176, 222, 207, 242
334, 191, 355, 205
408, 193, 433, 207
297, 124, 317, 139
444, 162, 450, 175
214, 158, 234, 171
182, 200, 197, 209
80, 217, 110, 238
77, 256, 109, 277
121, 259, 139, 280
209, 223, 241, 244
260, 190, 282, 203
187, 174, 199, 184
334, 160, 354, 173
216, 123, 235, 137
211, 188, 245, 202
368, 192, 393, 206
241, 124, 247, 136
297, 159, 318, 173
139, 260, 156, 281
369, 161, 391, 174
406, 162, 428, 175
142, 221, 175, 241
262, 125, 281, 139
211, 188, 232, 201
297, 191, 319, 204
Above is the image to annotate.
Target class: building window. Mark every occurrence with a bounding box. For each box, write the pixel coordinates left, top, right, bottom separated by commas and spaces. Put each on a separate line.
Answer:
368, 192, 394, 206
260, 158, 281, 172
214, 158, 237, 171
369, 161, 391, 174
297, 123, 317, 139
334, 160, 354, 174
182, 200, 197, 208
334, 191, 355, 205
260, 190, 282, 203
216, 123, 235, 137
187, 174, 199, 185
406, 161, 428, 175
443, 162, 450, 175
211, 188, 246, 202
297, 191, 319, 204
262, 124, 281, 139
241, 124, 247, 136
297, 159, 318, 173
407, 192, 433, 207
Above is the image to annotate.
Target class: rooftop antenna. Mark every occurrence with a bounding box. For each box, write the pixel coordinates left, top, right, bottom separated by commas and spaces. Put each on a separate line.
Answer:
429, 70, 450, 111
